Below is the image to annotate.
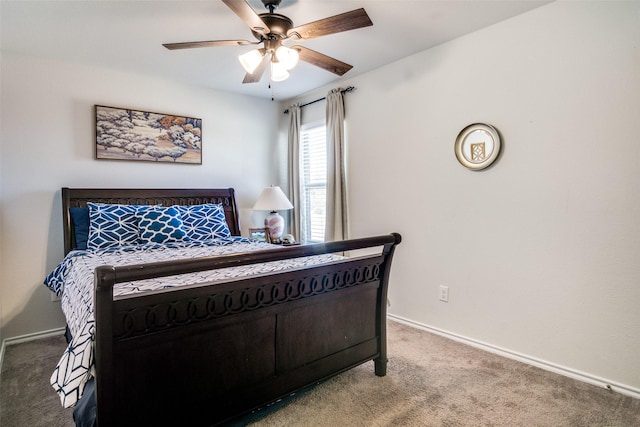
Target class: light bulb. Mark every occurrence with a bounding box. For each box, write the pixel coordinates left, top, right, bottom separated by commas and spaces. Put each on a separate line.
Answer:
270, 61, 289, 82
239, 49, 263, 74
275, 46, 299, 70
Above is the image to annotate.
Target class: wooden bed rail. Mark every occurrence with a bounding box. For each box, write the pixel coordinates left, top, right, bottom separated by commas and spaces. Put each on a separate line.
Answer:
95, 233, 402, 286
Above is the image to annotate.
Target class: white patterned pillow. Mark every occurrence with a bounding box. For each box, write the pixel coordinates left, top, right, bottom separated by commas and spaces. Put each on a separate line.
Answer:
87, 203, 140, 250
174, 204, 231, 241
136, 207, 189, 244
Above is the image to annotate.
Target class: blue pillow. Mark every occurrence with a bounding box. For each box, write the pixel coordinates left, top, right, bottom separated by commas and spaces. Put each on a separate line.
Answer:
87, 203, 141, 250
136, 207, 189, 244
69, 207, 89, 250
174, 204, 231, 241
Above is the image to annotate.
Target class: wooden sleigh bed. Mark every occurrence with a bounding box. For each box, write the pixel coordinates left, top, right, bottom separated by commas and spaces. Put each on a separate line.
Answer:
53, 187, 401, 426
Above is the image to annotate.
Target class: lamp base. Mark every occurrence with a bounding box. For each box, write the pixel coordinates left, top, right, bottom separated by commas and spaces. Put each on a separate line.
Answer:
265, 211, 285, 243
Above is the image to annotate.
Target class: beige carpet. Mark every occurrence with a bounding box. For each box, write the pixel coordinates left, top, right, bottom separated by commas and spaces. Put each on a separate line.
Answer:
0, 333, 75, 427
1, 320, 638, 426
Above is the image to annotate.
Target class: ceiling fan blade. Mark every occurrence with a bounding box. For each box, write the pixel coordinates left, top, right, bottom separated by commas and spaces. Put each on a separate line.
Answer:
163, 40, 258, 50
222, 0, 270, 35
293, 46, 353, 76
287, 8, 372, 40
242, 53, 270, 84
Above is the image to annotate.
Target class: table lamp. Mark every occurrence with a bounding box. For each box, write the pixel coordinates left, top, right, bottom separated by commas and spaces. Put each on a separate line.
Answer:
253, 185, 293, 243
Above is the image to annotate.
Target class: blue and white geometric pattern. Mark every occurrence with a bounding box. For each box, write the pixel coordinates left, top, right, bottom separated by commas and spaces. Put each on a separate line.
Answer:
174, 203, 231, 241
86, 203, 140, 250
136, 206, 189, 244
49, 320, 94, 408
43, 238, 344, 408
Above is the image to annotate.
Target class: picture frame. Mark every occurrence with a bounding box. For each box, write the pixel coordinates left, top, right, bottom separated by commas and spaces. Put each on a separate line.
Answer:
95, 105, 202, 164
248, 227, 271, 243
454, 123, 501, 170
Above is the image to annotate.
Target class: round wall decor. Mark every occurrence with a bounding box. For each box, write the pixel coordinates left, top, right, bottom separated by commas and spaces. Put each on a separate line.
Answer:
454, 123, 501, 170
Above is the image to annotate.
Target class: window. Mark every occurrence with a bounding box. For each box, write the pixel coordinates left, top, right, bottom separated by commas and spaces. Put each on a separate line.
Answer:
300, 123, 326, 243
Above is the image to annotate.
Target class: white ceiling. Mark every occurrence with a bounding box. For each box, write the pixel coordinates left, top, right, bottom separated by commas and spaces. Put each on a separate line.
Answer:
1, 0, 551, 101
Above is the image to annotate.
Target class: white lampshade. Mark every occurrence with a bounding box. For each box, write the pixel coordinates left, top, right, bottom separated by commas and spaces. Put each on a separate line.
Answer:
275, 46, 299, 70
253, 186, 293, 242
270, 61, 290, 82
253, 186, 293, 211
239, 49, 264, 74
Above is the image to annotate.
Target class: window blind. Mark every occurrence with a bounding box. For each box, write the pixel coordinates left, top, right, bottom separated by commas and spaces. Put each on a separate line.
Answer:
300, 123, 326, 242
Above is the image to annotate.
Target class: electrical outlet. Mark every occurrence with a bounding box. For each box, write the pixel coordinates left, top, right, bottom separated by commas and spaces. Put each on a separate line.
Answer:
439, 285, 449, 302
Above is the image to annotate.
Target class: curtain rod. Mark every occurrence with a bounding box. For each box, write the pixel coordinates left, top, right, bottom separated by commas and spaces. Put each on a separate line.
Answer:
283, 86, 355, 114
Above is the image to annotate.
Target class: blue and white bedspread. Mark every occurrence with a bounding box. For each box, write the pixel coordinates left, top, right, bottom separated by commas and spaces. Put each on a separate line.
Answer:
44, 237, 342, 408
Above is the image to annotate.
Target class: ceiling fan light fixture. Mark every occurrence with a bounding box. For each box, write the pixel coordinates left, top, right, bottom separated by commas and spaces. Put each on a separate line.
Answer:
275, 46, 299, 70
270, 61, 289, 82
239, 49, 264, 74
165, 1, 372, 85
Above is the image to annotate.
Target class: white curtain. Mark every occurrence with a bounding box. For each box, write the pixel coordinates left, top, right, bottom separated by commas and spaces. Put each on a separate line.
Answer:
325, 88, 349, 241
287, 104, 301, 240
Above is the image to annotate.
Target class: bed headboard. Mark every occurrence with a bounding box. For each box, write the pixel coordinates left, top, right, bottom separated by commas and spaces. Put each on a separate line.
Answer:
61, 188, 241, 255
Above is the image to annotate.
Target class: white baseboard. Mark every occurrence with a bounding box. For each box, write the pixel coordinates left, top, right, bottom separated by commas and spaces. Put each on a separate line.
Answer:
387, 314, 640, 400
0, 327, 66, 379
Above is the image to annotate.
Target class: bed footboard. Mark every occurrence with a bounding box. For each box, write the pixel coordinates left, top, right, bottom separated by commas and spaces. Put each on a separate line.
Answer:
94, 233, 401, 426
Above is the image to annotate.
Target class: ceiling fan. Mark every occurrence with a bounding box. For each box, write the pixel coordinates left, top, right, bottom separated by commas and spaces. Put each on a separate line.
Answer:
163, 0, 373, 83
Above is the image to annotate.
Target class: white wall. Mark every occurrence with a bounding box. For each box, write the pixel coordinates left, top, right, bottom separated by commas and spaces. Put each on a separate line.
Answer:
282, 1, 640, 393
0, 53, 279, 339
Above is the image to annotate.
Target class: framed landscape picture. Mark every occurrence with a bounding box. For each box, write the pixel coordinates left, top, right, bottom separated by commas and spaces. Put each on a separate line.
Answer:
248, 228, 271, 243
95, 105, 202, 164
